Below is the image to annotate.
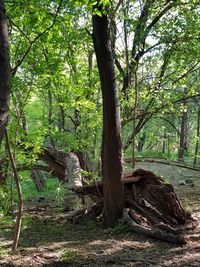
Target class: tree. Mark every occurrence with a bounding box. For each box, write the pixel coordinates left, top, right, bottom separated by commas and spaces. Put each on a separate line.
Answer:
0, 0, 10, 145
178, 99, 188, 162
113, 0, 200, 152
193, 105, 200, 167
92, 2, 124, 227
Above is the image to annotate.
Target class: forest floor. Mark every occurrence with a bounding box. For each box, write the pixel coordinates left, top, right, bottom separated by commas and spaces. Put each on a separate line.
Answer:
0, 168, 200, 267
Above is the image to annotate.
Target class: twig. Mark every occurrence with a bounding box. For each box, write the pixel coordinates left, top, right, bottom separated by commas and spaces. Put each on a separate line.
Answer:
85, 27, 93, 37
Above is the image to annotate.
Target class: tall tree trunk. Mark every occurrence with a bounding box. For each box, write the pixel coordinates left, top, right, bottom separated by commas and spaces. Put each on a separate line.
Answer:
122, 0, 131, 99
162, 131, 167, 154
48, 87, 55, 147
31, 169, 45, 191
167, 134, 170, 157
91, 87, 100, 164
137, 132, 146, 152
132, 68, 138, 168
0, 0, 10, 145
178, 101, 188, 162
193, 107, 200, 167
92, 4, 124, 227
60, 105, 65, 132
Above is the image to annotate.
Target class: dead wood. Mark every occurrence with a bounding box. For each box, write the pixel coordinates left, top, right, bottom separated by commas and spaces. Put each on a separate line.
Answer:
38, 148, 65, 180
122, 209, 186, 245
126, 157, 200, 172
72, 168, 195, 244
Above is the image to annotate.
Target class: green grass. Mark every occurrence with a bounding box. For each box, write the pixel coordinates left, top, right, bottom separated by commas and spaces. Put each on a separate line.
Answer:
6, 173, 69, 205
62, 248, 78, 264
0, 172, 69, 209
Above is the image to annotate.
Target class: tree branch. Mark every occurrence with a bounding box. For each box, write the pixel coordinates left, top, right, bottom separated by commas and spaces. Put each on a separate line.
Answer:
158, 116, 180, 136
172, 61, 200, 84
146, 2, 175, 32
123, 93, 200, 150
11, 0, 64, 75
8, 18, 31, 42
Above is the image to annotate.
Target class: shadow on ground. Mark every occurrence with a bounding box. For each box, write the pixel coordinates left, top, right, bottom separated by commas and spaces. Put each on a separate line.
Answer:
0, 177, 200, 267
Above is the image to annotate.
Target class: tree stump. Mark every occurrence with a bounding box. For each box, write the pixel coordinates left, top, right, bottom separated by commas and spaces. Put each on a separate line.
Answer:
72, 169, 196, 244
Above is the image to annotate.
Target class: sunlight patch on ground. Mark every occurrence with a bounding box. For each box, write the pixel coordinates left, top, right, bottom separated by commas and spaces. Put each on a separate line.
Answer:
89, 239, 153, 250
0, 242, 68, 267
162, 252, 200, 267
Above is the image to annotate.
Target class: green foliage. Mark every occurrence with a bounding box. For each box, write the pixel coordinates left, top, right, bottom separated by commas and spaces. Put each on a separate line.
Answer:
1, 0, 199, 223
55, 182, 69, 205
18, 174, 68, 203
0, 184, 10, 216
0, 214, 13, 229
0, 1, 199, 261
62, 248, 78, 263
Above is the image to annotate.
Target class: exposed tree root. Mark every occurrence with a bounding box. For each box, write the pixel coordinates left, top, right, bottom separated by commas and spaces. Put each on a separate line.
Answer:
72, 169, 197, 244
122, 209, 186, 245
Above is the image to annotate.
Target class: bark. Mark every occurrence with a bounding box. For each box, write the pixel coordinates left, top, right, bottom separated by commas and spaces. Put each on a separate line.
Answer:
193, 108, 200, 167
122, 209, 186, 245
43, 48, 55, 147
0, 0, 10, 145
92, 4, 124, 227
73, 169, 193, 230
38, 148, 65, 180
72, 169, 196, 244
38, 148, 82, 186
59, 105, 65, 132
132, 68, 138, 168
122, 0, 130, 99
178, 100, 188, 162
162, 131, 166, 154
47, 87, 55, 147
31, 170, 45, 191
5, 129, 23, 254
65, 152, 82, 188
167, 134, 170, 157
0, 147, 82, 186
137, 132, 146, 152
91, 87, 100, 164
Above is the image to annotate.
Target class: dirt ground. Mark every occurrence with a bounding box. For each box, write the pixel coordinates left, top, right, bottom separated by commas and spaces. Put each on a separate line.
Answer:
0, 169, 200, 267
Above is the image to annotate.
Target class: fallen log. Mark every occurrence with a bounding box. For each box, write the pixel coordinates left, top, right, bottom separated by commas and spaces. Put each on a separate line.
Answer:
72, 168, 196, 244
126, 157, 200, 172
122, 209, 186, 245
